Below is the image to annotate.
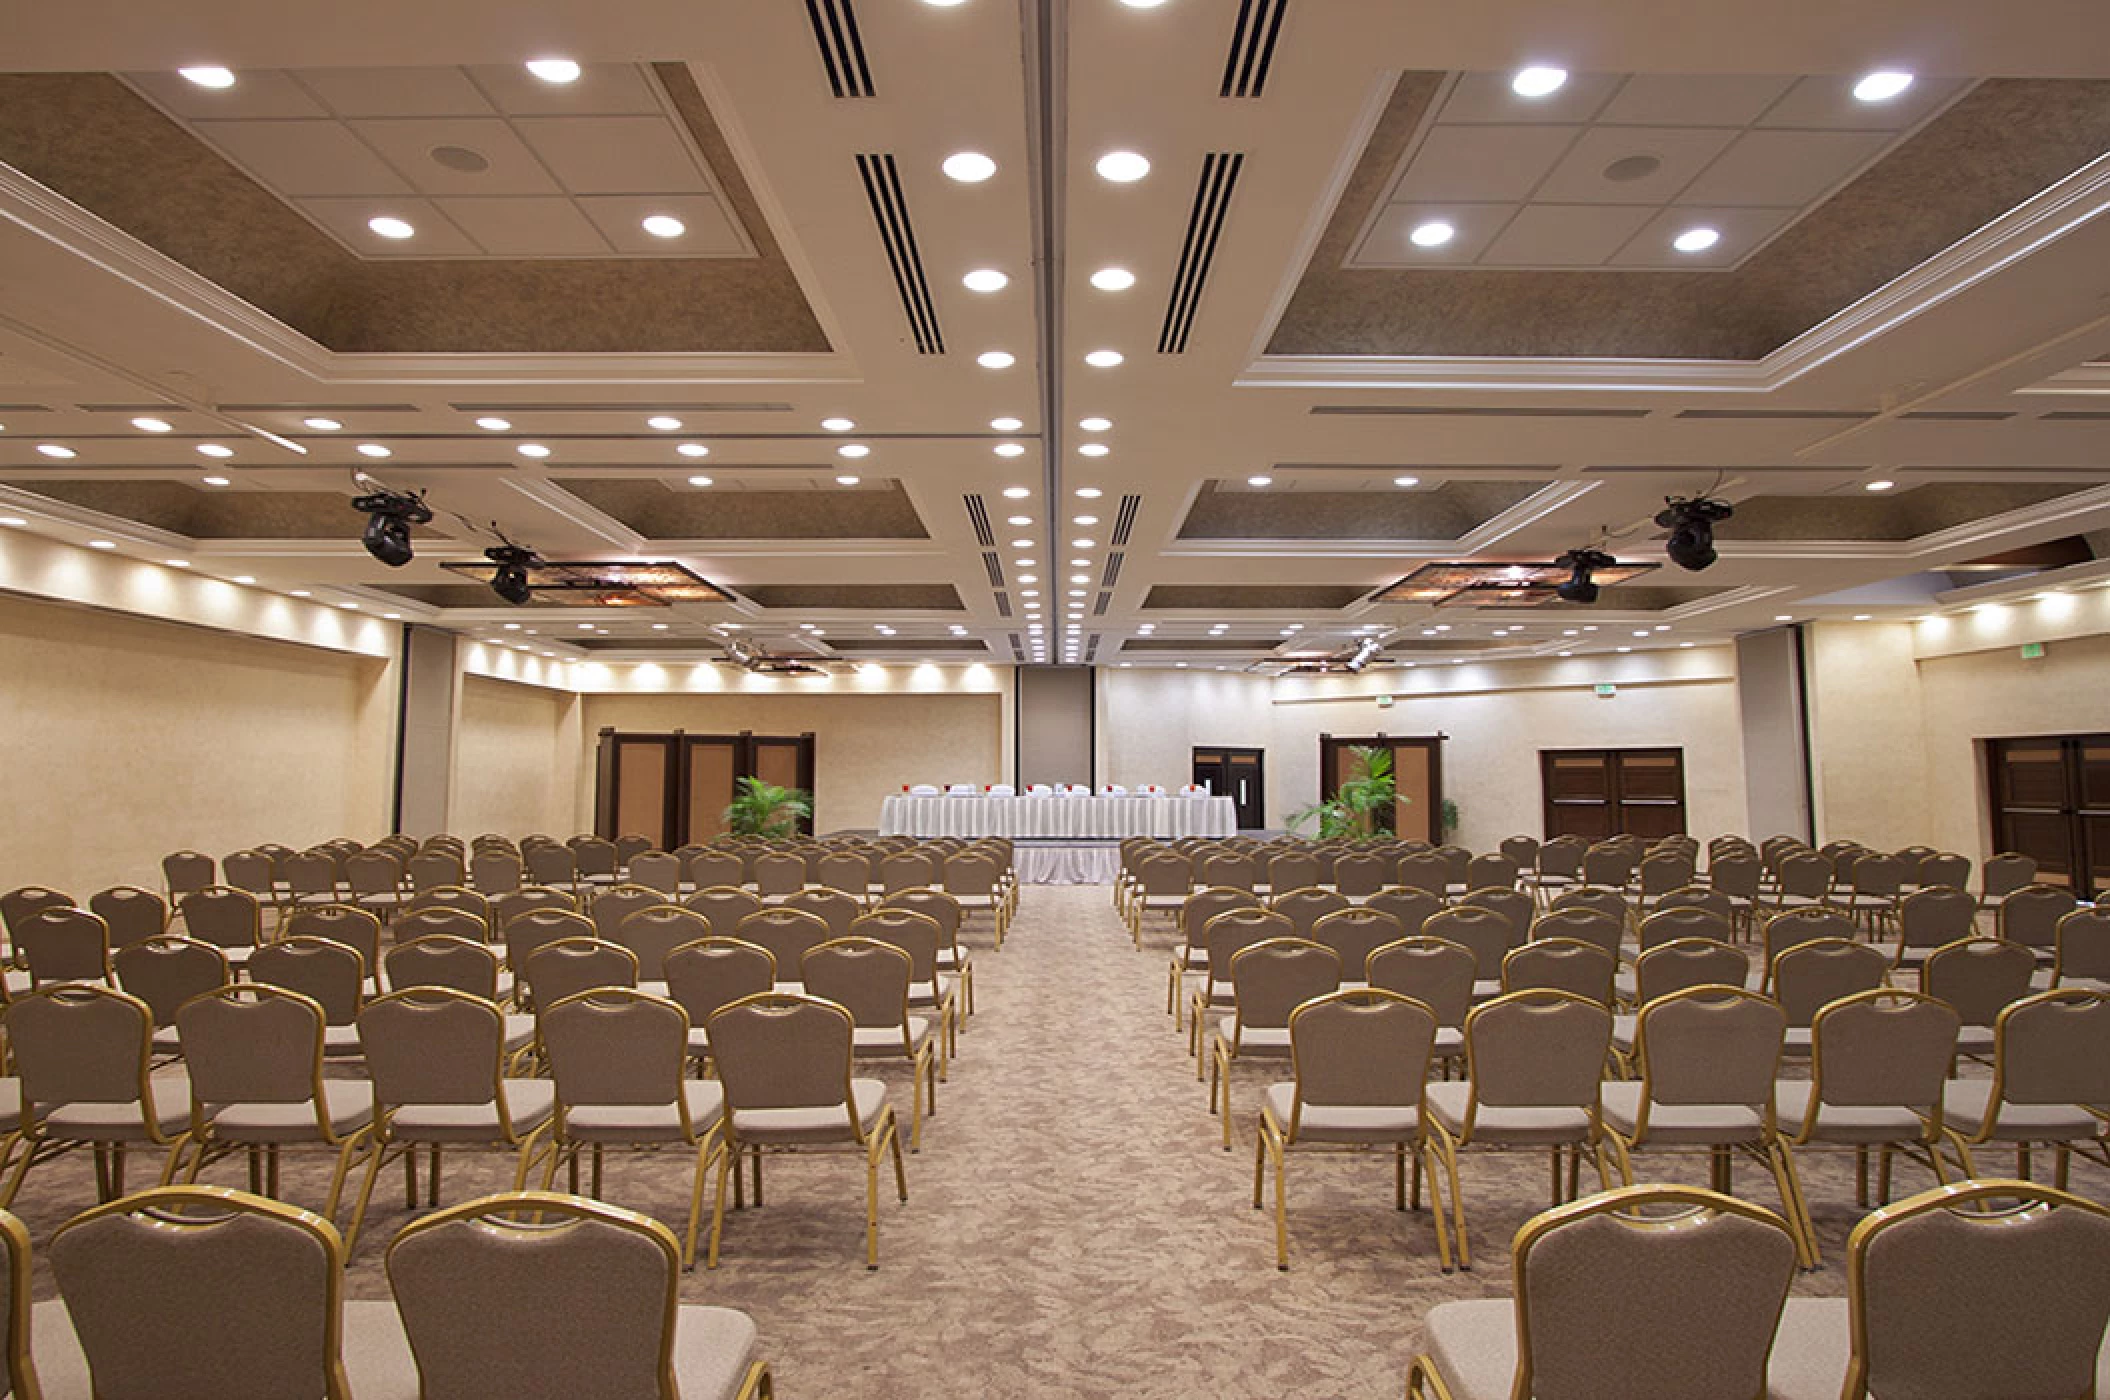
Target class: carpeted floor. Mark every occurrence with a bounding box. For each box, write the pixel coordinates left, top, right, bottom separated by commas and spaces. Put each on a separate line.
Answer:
12, 884, 2000, 1398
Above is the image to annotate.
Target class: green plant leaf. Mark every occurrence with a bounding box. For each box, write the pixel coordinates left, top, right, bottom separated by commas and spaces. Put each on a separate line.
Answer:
722, 775, 813, 840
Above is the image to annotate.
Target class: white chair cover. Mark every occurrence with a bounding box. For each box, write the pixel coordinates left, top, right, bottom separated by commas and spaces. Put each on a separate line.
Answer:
909, 784, 941, 796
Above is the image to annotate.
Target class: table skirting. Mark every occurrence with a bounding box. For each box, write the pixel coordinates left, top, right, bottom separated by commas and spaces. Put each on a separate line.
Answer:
1011, 844, 1123, 885
879, 794, 1236, 840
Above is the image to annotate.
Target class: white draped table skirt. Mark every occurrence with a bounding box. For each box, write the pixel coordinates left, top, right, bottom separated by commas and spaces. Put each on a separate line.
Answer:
879, 794, 1236, 840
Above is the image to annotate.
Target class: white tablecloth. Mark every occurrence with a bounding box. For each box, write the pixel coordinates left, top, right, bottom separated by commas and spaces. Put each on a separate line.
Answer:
1013, 845, 1123, 885
880, 794, 1237, 839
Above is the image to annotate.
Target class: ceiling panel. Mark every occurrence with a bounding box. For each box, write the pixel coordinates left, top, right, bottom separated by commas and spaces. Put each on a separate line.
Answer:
1757, 74, 1969, 131
1481, 203, 1655, 266
294, 196, 481, 254
463, 63, 665, 117
1679, 128, 1892, 205
1609, 204, 1795, 267
434, 196, 611, 255
1360, 202, 1515, 265
1531, 125, 1741, 204
578, 194, 746, 255
349, 117, 563, 197
1389, 124, 1578, 203
192, 119, 413, 197
1436, 71, 1622, 125
295, 66, 494, 118
121, 69, 328, 120
514, 115, 712, 195
1594, 74, 1795, 127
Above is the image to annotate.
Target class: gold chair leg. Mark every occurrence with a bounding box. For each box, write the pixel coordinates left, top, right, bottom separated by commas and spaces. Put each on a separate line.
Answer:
681, 1136, 713, 1272
707, 1142, 734, 1270
864, 1131, 883, 1270
344, 1138, 390, 1259
1266, 1122, 1289, 1270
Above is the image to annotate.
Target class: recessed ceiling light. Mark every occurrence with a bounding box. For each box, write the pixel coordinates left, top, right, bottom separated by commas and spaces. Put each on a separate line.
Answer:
1078, 416, 1112, 432
1021, 589, 1040, 598
821, 417, 856, 433
1084, 349, 1124, 367
1774, 614, 1793, 622
836, 474, 861, 486
977, 351, 1016, 369
687, 475, 714, 487
368, 216, 416, 240
1073, 515, 1099, 526
0, 517, 22, 527
1853, 613, 1873, 621
647, 415, 683, 431
196, 443, 234, 459
1070, 573, 1091, 584
1679, 641, 1695, 649
1090, 267, 1137, 291
988, 416, 1023, 433
1008, 516, 1033, 527
1011, 538, 1032, 548
516, 443, 551, 458
1072, 537, 1096, 548
1075, 487, 1103, 499
1616, 645, 1631, 653
1865, 479, 1895, 492
201, 475, 230, 487
475, 417, 512, 432
1095, 150, 1150, 183
677, 443, 710, 458
338, 602, 358, 611
166, 559, 191, 568
88, 540, 116, 550
1511, 66, 1568, 98
178, 66, 237, 89
303, 417, 342, 432
1409, 220, 1455, 248
1852, 70, 1914, 103
962, 268, 1009, 293
837, 444, 871, 459
942, 152, 998, 183
995, 443, 1026, 458
525, 58, 583, 84
36, 444, 75, 459
640, 215, 686, 239
1078, 443, 1110, 457
356, 443, 391, 458
1002, 486, 1031, 499
1247, 475, 1273, 487
131, 417, 172, 433
1672, 226, 1721, 253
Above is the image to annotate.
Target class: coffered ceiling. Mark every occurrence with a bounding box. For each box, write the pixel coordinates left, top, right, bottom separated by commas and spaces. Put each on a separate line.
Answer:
2, 0, 2110, 676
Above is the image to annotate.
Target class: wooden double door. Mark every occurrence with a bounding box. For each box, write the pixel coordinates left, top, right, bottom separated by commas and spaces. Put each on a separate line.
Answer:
1192, 747, 1265, 830
1541, 748, 1687, 842
1986, 733, 2110, 899
595, 729, 815, 848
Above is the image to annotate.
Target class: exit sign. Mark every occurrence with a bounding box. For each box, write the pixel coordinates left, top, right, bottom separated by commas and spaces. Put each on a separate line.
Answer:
2021, 642, 2046, 660
1594, 682, 1618, 698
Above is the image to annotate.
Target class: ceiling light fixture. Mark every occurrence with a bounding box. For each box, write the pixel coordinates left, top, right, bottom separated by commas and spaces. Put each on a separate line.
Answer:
367, 216, 416, 240
351, 485, 431, 568
475, 417, 511, 432
201, 475, 230, 487
1090, 267, 1136, 291
1672, 226, 1721, 253
1084, 350, 1123, 367
836, 475, 861, 486
962, 268, 1009, 292
303, 417, 342, 432
995, 443, 1026, 457
1553, 547, 1617, 604
197, 444, 234, 459
1095, 151, 1150, 182
942, 152, 998, 183
647, 416, 682, 431
977, 351, 1016, 369
1394, 475, 1420, 487
525, 58, 582, 84
89, 540, 116, 551
131, 417, 172, 433
640, 215, 686, 238
837, 444, 870, 459
36, 444, 75, 459
1852, 70, 1914, 103
1511, 66, 1569, 97
677, 443, 710, 458
687, 475, 714, 487
1409, 220, 1456, 248
179, 66, 237, 89
1247, 475, 1273, 487
1865, 479, 1895, 492
1655, 493, 1734, 571
356, 443, 391, 459
1075, 488, 1102, 499
485, 543, 541, 605
1078, 443, 1109, 457
1002, 487, 1030, 499
990, 416, 1023, 432
516, 443, 551, 459
821, 417, 856, 432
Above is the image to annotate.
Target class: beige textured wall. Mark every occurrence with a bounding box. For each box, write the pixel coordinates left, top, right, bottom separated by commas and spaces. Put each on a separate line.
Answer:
1803, 621, 1933, 849
1913, 630, 2110, 861
0, 592, 395, 895
1096, 669, 1276, 794
452, 674, 582, 839
577, 692, 1004, 835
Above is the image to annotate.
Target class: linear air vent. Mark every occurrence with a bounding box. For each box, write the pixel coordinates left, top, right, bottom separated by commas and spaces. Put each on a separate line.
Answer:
446, 401, 792, 415
1008, 632, 1024, 661
995, 593, 1013, 618
1220, 0, 1289, 97
1676, 409, 1874, 421
963, 495, 996, 547
981, 551, 1005, 588
1085, 634, 1102, 661
1158, 153, 1243, 354
805, 0, 876, 98
1093, 591, 1112, 616
1311, 405, 1651, 420
857, 154, 944, 353
1110, 494, 1142, 547
2039, 411, 2110, 421
1900, 410, 2016, 421
1100, 553, 1123, 589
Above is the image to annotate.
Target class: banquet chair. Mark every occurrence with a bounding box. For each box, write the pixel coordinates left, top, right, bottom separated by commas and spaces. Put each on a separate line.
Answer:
1434, 846, 1473, 898
1366, 936, 1474, 1075
1265, 853, 1320, 899
614, 835, 657, 872
591, 885, 667, 942
539, 988, 725, 1270
249, 937, 367, 1060
37, 1185, 355, 1400
1767, 852, 1835, 914
734, 909, 832, 993
750, 853, 805, 901
686, 887, 767, 936
1770, 938, 1889, 1057
627, 850, 684, 897
878, 853, 936, 898
1364, 886, 1441, 939
850, 909, 959, 1064
382, 937, 528, 1058
941, 852, 1009, 948
1547, 885, 1631, 936
1631, 851, 1696, 918
1611, 938, 1752, 1073
2051, 907, 2110, 990
1761, 907, 1859, 983
1920, 936, 2036, 1059
690, 850, 751, 894
161, 851, 216, 905
281, 905, 384, 993
1976, 851, 2037, 914
343, 988, 557, 1253
617, 906, 710, 987
1423, 906, 1518, 1002
1598, 985, 1814, 1268
1130, 854, 1195, 948
87, 887, 167, 946
112, 935, 228, 1062
504, 911, 597, 1001
1209, 938, 1340, 1150
1196, 852, 1258, 894
524, 844, 579, 892
664, 939, 777, 1074
1405, 1185, 1801, 1400
705, 993, 906, 1270
572, 838, 621, 890
1499, 938, 1617, 1005
1270, 886, 1348, 941
17, 908, 113, 988
1396, 853, 1449, 898
1581, 844, 1638, 892
1309, 908, 1401, 985
882, 888, 974, 1019
1463, 854, 1516, 892
1168, 887, 1261, 1024
1457, 887, 1535, 946
0, 984, 191, 1209
1253, 988, 1448, 1271
344, 851, 411, 921
489, 885, 575, 932
469, 848, 524, 895
385, 1192, 771, 1400
393, 904, 490, 948
524, 938, 640, 1019
801, 939, 938, 1150
175, 984, 377, 1221
1940, 988, 2110, 1187
1187, 908, 1293, 1060
785, 886, 862, 943
1999, 884, 2079, 961
1523, 835, 1585, 905
406, 850, 465, 894
1329, 851, 1387, 898
1650, 884, 1734, 925
1425, 988, 1614, 1270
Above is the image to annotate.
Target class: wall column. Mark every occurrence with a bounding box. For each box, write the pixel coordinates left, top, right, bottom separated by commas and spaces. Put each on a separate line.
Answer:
1733, 626, 1814, 842
395, 624, 459, 837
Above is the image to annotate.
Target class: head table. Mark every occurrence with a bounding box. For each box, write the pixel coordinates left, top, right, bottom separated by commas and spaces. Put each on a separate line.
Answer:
879, 793, 1237, 840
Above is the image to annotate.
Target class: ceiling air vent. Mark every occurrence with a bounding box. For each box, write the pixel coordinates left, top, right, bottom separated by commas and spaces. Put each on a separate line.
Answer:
1220, 0, 1289, 98
1109, 493, 1142, 547
963, 494, 996, 547
1100, 553, 1123, 589
1676, 409, 1874, 422
1312, 405, 1651, 420
1158, 153, 1243, 354
1094, 591, 1112, 616
805, 0, 876, 98
857, 154, 944, 353
981, 551, 1005, 588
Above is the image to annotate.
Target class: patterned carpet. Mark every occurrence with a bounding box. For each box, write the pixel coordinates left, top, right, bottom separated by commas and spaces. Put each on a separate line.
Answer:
13, 883, 1994, 1398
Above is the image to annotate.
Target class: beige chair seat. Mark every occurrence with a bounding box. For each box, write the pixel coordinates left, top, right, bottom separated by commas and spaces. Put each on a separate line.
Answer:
1260, 1082, 1420, 1143
1171, 944, 1206, 970
2, 968, 30, 997
203, 1080, 374, 1143
43, 1078, 192, 1140
323, 1025, 364, 1058
934, 947, 972, 971
729, 1077, 887, 1145
769, 980, 807, 997
1470, 979, 1502, 1002
1942, 1078, 2103, 1140
1422, 1295, 1855, 1400
1954, 1025, 1995, 1054
687, 1027, 711, 1057
389, 1080, 557, 1143
1215, 1018, 1291, 1055
503, 1014, 536, 1054
1434, 1027, 1464, 1057
851, 1018, 932, 1055
638, 980, 671, 1000
1781, 1027, 1812, 1056
1612, 1013, 1637, 1054
563, 1081, 724, 1143
1424, 1083, 1593, 1146
1773, 1083, 1935, 1144
1599, 1081, 1763, 1145
908, 976, 957, 1009
149, 1026, 183, 1054
0, 1079, 20, 1135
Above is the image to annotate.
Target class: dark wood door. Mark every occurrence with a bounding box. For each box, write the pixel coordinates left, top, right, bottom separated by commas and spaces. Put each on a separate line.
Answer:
1192, 747, 1265, 830
1319, 735, 1445, 842
598, 729, 817, 845
1988, 733, 2110, 898
1540, 748, 1687, 842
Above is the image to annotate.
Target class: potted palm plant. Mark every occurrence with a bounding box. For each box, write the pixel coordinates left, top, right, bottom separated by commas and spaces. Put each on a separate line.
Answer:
1288, 744, 1398, 840
722, 776, 813, 840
